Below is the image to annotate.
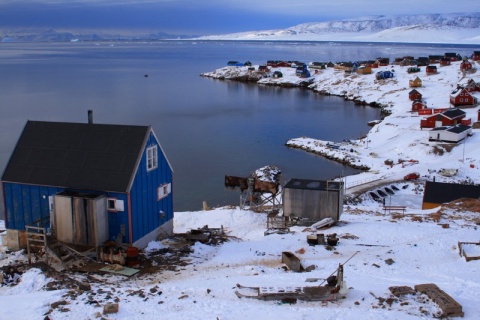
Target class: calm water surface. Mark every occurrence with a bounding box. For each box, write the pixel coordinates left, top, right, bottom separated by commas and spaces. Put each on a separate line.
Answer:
0, 41, 476, 211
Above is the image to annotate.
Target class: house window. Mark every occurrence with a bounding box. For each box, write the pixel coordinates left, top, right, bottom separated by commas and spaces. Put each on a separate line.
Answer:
146, 146, 158, 171
157, 183, 172, 200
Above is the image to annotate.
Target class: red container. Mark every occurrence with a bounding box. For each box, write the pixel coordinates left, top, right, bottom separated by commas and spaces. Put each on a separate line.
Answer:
125, 246, 139, 267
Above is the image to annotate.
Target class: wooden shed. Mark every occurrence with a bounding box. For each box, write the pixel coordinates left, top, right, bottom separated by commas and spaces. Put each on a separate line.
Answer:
1, 116, 174, 250
282, 179, 344, 224
356, 66, 372, 75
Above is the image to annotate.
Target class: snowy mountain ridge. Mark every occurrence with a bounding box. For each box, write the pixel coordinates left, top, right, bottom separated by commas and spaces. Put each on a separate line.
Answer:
197, 12, 480, 44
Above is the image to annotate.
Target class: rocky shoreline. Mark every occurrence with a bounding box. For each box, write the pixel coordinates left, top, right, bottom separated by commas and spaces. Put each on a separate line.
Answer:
285, 138, 370, 170
200, 67, 392, 116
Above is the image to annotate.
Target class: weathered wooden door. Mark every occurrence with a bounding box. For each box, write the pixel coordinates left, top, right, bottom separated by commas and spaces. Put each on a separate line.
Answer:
54, 193, 108, 246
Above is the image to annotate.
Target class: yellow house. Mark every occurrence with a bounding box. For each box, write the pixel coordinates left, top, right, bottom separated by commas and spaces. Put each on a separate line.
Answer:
409, 76, 422, 88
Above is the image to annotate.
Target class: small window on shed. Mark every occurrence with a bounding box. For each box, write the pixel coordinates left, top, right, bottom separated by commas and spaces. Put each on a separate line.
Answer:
146, 145, 158, 171
107, 198, 117, 211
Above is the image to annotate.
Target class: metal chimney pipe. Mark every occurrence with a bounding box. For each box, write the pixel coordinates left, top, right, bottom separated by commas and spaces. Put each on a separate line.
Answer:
88, 110, 93, 124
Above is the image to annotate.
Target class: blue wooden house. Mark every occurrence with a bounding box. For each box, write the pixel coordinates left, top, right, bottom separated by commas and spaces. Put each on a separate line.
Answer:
1, 117, 173, 250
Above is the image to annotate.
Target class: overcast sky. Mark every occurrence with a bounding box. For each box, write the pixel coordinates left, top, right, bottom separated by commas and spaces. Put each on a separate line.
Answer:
0, 0, 474, 35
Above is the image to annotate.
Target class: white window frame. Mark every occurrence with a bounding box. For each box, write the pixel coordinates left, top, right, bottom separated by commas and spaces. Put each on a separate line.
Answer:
107, 198, 118, 212
146, 145, 158, 171
157, 183, 172, 200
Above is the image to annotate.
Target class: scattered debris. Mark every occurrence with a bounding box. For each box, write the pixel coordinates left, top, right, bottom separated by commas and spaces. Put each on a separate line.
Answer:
311, 217, 335, 229
99, 264, 140, 277
389, 286, 416, 297
184, 225, 227, 245
0, 265, 23, 286
282, 251, 303, 272
99, 242, 127, 265
306, 233, 339, 246
103, 302, 119, 315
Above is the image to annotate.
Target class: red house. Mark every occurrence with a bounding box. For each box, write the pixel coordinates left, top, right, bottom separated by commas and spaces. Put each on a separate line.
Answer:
258, 65, 270, 73
444, 52, 458, 61
409, 89, 422, 101
460, 60, 472, 71
439, 58, 451, 66
472, 51, 480, 61
457, 78, 478, 92
412, 99, 427, 111
426, 65, 437, 75
450, 88, 478, 107
420, 108, 466, 129
375, 57, 390, 66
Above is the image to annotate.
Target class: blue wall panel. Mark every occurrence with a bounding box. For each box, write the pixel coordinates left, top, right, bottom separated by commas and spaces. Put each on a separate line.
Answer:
129, 131, 173, 244
3, 183, 62, 230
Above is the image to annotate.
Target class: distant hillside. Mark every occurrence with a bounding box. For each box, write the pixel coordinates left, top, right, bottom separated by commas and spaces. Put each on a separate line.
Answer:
0, 29, 198, 42
196, 13, 480, 44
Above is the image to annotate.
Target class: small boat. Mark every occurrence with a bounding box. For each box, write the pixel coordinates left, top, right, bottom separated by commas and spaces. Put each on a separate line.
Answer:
235, 264, 347, 302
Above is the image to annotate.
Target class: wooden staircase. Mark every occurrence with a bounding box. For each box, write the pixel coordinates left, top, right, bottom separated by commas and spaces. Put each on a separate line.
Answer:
25, 226, 48, 264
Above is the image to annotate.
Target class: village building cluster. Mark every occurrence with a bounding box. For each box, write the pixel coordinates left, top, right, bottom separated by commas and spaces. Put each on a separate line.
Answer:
223, 50, 480, 146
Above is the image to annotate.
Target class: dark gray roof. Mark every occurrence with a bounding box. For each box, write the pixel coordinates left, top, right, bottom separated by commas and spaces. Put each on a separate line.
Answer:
2, 121, 150, 192
284, 178, 343, 191
423, 181, 480, 204
442, 108, 465, 119
448, 124, 470, 134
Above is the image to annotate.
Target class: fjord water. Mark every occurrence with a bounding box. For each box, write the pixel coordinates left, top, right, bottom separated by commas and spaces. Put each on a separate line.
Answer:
0, 41, 474, 211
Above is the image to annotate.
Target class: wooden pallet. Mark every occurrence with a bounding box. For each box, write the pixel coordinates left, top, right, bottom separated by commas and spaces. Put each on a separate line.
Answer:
414, 283, 464, 318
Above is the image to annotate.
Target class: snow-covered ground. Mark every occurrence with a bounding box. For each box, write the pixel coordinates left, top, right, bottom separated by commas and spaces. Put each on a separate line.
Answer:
1, 200, 479, 319
1, 60, 480, 319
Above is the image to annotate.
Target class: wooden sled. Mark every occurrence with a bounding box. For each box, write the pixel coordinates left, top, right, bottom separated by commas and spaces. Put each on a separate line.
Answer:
235, 264, 347, 302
